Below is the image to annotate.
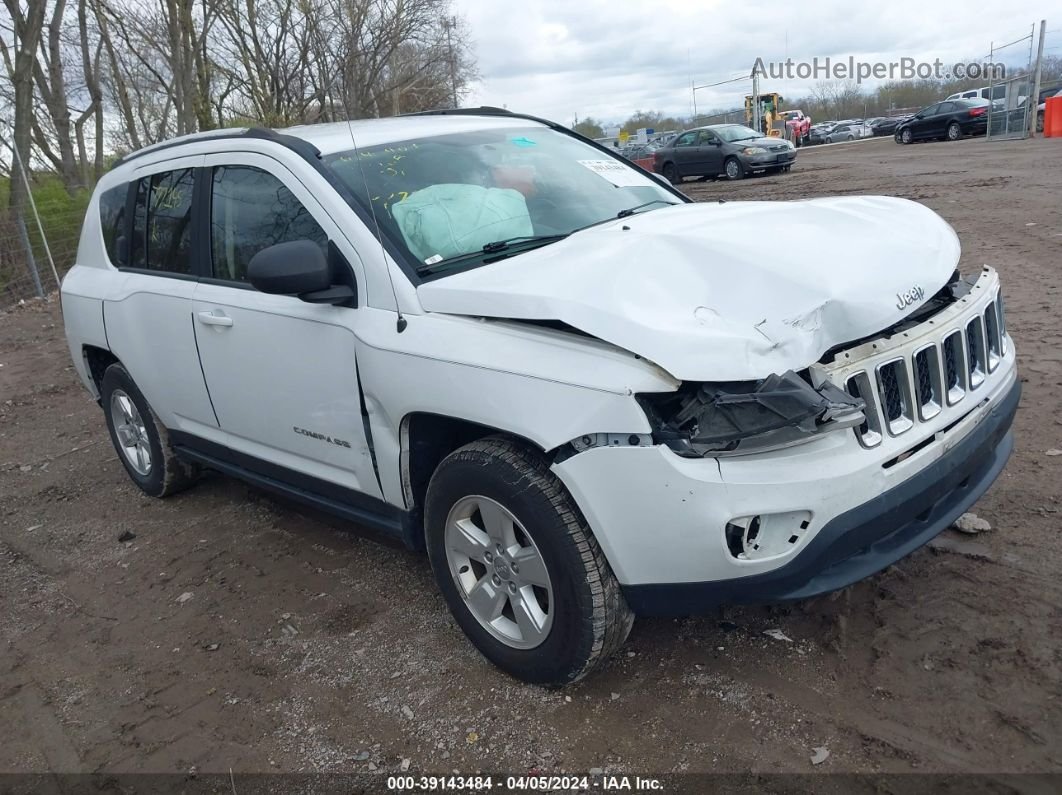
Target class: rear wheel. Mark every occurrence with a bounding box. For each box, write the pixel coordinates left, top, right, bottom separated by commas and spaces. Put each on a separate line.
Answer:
661, 162, 679, 184
101, 364, 198, 497
724, 157, 744, 180
425, 438, 633, 685
946, 122, 962, 141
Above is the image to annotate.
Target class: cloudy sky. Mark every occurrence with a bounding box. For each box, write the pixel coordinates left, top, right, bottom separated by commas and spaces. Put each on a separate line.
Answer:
458, 0, 1058, 125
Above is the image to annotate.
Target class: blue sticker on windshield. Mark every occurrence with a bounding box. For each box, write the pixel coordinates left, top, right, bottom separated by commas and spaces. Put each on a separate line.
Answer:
510, 136, 537, 147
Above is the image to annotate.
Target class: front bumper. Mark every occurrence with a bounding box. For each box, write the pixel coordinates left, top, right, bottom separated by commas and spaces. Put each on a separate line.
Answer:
620, 378, 1019, 615
742, 149, 796, 169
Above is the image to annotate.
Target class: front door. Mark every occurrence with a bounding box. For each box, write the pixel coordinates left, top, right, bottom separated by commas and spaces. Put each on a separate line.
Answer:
191, 154, 381, 499
697, 130, 725, 176
911, 104, 941, 139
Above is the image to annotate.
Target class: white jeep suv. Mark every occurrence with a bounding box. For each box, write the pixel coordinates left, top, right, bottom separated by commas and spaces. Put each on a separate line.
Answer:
61, 109, 1019, 685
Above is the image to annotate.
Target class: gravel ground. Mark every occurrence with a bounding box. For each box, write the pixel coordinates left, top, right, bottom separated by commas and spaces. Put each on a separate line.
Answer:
1, 134, 1060, 784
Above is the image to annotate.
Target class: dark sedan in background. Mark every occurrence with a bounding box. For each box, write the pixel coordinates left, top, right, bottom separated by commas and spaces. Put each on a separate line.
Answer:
871, 115, 910, 136
653, 124, 796, 181
895, 98, 990, 143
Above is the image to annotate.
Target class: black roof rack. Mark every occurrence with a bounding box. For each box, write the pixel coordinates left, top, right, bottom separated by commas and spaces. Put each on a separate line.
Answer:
111, 126, 319, 169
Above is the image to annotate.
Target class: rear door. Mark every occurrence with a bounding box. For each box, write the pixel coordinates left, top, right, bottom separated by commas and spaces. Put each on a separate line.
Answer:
102, 156, 219, 435
191, 153, 382, 499
670, 131, 699, 176
932, 102, 959, 136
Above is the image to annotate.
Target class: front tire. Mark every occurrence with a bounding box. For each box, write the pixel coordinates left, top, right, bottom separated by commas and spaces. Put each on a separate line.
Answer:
724, 157, 745, 180
101, 364, 198, 497
900, 128, 913, 144
425, 438, 633, 685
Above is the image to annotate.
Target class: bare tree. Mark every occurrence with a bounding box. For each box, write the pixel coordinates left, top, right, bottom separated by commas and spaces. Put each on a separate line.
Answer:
0, 0, 47, 209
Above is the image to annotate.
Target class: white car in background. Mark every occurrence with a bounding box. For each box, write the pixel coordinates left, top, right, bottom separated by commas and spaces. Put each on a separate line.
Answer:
61, 109, 1019, 684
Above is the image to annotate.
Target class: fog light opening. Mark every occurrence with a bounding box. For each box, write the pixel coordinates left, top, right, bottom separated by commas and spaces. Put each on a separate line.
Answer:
725, 511, 813, 560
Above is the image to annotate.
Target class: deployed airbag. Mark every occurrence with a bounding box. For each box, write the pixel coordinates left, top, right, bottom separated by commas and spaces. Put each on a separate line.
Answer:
392, 183, 533, 263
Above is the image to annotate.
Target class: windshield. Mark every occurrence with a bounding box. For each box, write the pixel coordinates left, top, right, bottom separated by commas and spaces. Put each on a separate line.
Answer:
324, 126, 679, 278
715, 125, 764, 142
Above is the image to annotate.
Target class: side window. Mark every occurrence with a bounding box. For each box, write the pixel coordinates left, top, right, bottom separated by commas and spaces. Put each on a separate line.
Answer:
98, 184, 128, 266
210, 165, 328, 282
922, 104, 941, 116
674, 132, 697, 147
697, 131, 718, 145
938, 102, 957, 114
129, 169, 195, 274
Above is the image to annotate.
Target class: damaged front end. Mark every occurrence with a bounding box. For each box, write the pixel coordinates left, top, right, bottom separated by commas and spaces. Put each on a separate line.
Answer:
638, 371, 865, 458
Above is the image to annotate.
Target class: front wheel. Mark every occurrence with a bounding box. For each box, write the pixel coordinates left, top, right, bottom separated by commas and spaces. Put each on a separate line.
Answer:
425, 438, 633, 685
724, 157, 745, 180
900, 128, 913, 144
946, 122, 961, 141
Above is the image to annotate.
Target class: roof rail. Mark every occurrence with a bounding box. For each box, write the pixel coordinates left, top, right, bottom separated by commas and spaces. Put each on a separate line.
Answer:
403, 106, 567, 132
112, 126, 320, 168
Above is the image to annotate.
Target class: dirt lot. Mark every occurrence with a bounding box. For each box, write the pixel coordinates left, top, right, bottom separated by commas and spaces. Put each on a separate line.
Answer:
2, 135, 1061, 785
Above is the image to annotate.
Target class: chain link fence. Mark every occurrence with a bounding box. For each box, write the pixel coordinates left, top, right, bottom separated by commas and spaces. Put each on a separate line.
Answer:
1, 135, 87, 307
985, 28, 1036, 141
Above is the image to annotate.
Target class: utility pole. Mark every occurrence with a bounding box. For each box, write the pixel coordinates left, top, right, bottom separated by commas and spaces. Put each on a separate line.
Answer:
752, 68, 761, 134
442, 16, 458, 109
1030, 20, 1046, 136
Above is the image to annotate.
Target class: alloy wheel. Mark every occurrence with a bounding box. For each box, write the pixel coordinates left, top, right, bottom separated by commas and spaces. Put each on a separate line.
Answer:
110, 389, 152, 476
444, 495, 554, 649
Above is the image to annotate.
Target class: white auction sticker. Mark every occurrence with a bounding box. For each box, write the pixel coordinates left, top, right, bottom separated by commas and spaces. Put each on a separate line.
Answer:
577, 159, 655, 188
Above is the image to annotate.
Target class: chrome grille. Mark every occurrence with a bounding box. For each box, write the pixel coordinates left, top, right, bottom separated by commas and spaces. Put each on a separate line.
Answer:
874, 359, 913, 436
913, 345, 942, 420
966, 316, 986, 389
839, 290, 1008, 448
984, 302, 1002, 371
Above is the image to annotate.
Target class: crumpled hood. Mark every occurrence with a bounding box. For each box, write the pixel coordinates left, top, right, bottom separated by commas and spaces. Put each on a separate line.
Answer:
416, 196, 960, 381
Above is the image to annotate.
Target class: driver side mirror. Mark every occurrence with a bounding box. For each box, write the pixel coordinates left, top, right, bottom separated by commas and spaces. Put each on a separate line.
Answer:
248, 240, 357, 307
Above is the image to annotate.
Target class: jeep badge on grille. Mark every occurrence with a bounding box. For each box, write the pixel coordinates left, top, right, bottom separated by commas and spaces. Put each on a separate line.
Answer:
896, 286, 925, 311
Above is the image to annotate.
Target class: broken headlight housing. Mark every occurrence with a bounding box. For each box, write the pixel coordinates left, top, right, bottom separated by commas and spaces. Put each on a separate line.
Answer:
637, 370, 865, 458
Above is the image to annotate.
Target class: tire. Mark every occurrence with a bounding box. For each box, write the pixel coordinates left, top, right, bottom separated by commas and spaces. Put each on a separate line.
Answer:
724, 157, 744, 180
101, 364, 199, 498
661, 162, 679, 184
424, 437, 633, 685
947, 122, 962, 141
900, 128, 913, 144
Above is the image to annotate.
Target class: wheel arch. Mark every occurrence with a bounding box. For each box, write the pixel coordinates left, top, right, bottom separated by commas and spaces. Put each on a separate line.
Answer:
83, 344, 122, 398
400, 412, 550, 547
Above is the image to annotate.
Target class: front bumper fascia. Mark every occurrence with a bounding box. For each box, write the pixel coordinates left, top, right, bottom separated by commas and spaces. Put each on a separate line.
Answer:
620, 378, 1020, 616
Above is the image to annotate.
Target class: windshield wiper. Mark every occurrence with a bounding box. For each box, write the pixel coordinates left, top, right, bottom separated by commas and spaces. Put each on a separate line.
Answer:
416, 234, 569, 276
616, 199, 678, 219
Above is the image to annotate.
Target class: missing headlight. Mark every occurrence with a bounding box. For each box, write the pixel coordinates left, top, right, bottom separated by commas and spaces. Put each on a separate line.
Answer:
638, 370, 865, 457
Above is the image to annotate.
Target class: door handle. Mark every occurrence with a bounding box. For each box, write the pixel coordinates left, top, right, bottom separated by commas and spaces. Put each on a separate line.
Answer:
197, 310, 233, 327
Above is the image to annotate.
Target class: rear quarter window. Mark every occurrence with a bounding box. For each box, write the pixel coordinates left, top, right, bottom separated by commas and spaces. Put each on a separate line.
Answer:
98, 185, 128, 266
